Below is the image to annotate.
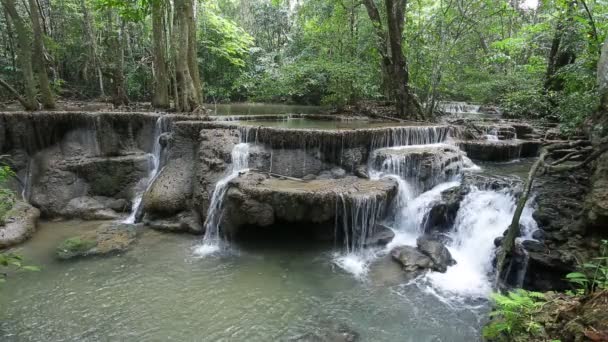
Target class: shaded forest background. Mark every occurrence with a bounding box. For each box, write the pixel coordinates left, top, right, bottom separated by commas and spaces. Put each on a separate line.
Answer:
0, 0, 606, 127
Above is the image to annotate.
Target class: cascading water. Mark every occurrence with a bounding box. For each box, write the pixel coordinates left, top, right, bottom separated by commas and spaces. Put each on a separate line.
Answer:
423, 187, 537, 299
124, 117, 167, 224
437, 101, 481, 114
194, 142, 250, 257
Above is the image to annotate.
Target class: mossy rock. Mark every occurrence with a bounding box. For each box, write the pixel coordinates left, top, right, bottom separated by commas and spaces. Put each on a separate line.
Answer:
55, 223, 137, 260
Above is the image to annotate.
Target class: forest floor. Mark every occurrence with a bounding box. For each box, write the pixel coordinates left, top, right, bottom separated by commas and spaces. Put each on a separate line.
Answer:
508, 290, 608, 342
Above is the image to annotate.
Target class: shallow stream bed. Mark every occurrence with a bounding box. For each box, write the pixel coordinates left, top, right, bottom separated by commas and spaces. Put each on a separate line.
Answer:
1, 220, 487, 341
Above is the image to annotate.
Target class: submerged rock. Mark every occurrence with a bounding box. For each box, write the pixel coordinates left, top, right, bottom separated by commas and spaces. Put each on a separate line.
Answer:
0, 201, 40, 248
290, 321, 359, 342
56, 223, 137, 260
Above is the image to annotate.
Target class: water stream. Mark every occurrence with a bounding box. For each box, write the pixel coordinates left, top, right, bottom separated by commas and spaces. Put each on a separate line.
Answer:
123, 117, 166, 224
194, 142, 251, 257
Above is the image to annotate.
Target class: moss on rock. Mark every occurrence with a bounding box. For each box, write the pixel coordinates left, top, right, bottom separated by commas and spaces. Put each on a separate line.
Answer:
55, 223, 137, 260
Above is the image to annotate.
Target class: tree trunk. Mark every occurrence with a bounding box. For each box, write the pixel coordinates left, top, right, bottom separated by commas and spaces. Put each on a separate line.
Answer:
1, 0, 37, 110
172, 0, 199, 112
28, 0, 55, 109
363, 0, 425, 120
80, 0, 104, 96
544, 1, 576, 93
151, 0, 170, 108
187, 0, 202, 104
107, 12, 129, 107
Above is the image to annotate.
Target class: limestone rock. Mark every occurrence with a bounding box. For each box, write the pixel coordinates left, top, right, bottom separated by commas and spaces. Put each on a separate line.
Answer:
363, 224, 395, 247
143, 160, 193, 215
416, 236, 456, 273
145, 210, 204, 235
55, 223, 137, 260
372, 144, 466, 190
221, 172, 398, 236
0, 201, 40, 248
61, 196, 129, 220
391, 246, 435, 272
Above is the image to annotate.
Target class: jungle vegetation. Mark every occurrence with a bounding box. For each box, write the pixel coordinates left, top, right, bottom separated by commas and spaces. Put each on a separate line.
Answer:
0, 0, 606, 124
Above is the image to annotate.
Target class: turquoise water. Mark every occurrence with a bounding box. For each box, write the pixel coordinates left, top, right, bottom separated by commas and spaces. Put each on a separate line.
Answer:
1, 220, 487, 341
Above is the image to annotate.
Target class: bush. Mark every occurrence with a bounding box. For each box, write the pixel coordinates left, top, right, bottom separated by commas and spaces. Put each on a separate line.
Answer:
483, 289, 546, 341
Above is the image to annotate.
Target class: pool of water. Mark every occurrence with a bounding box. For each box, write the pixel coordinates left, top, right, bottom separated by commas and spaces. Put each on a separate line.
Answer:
237, 118, 418, 130
206, 103, 323, 116
1, 220, 487, 341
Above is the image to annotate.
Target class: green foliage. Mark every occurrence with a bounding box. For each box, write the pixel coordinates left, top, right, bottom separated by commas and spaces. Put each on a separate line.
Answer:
566, 240, 608, 295
0, 253, 40, 284
0, 165, 16, 225
483, 289, 546, 341
200, 2, 255, 102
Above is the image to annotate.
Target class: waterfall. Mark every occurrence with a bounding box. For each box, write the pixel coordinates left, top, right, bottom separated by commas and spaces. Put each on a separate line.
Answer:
437, 101, 481, 114
370, 144, 467, 193
194, 143, 250, 257
370, 126, 451, 149
123, 116, 167, 224
423, 187, 537, 299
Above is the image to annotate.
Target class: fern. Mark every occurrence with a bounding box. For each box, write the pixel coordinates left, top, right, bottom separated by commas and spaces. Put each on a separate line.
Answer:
483, 289, 546, 341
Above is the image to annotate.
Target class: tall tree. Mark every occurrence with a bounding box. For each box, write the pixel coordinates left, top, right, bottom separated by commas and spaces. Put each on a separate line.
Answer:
362, 0, 425, 120
151, 0, 169, 108
1, 0, 37, 110
28, 0, 55, 109
172, 0, 200, 111
80, 0, 105, 97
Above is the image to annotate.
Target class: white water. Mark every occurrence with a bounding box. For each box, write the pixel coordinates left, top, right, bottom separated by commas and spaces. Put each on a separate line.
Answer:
194, 143, 250, 257
123, 117, 165, 224
438, 101, 481, 114
423, 188, 537, 299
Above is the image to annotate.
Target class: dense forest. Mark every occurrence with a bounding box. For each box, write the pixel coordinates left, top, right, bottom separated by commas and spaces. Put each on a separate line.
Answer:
0, 0, 606, 125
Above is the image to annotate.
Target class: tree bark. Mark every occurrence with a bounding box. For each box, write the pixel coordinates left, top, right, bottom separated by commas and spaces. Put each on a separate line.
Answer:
187, 0, 202, 104
151, 0, 170, 108
80, 0, 104, 96
544, 1, 576, 93
28, 0, 55, 109
363, 0, 426, 120
106, 11, 129, 107
172, 0, 199, 112
1, 0, 38, 110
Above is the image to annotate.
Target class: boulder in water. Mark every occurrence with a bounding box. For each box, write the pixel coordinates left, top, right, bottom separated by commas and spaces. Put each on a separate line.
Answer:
391, 246, 435, 272
416, 236, 456, 273
391, 238, 456, 273
55, 223, 137, 260
0, 201, 40, 248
